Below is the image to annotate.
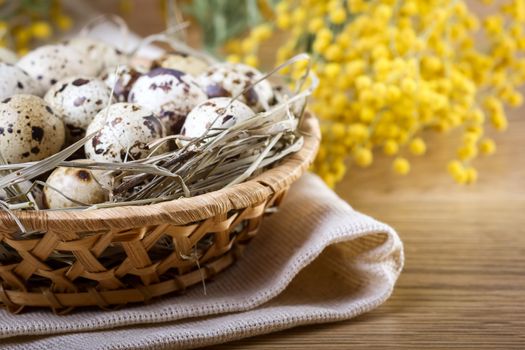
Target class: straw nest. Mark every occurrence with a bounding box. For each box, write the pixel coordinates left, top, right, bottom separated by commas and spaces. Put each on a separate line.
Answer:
0, 19, 319, 312
0, 68, 320, 312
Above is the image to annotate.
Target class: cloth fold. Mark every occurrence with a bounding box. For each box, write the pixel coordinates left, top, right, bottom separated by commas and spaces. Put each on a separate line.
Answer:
0, 173, 403, 349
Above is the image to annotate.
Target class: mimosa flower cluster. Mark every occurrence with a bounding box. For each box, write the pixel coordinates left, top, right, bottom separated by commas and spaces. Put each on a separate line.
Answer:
225, 0, 525, 186
0, 0, 72, 56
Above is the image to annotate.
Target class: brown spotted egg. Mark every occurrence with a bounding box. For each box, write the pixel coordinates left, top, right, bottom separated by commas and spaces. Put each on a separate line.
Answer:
0, 94, 65, 164
44, 165, 108, 209
17, 44, 98, 95
85, 103, 168, 162
197, 63, 274, 112
44, 77, 114, 142
64, 37, 127, 75
100, 64, 141, 102
128, 68, 207, 135
181, 97, 254, 140
0, 47, 18, 64
153, 53, 209, 76
0, 63, 40, 100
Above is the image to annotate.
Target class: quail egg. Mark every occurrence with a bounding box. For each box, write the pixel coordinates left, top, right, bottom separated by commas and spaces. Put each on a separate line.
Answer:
0, 47, 18, 64
0, 63, 40, 100
0, 94, 65, 163
85, 103, 168, 162
197, 62, 274, 111
17, 44, 98, 95
64, 36, 127, 75
128, 68, 207, 135
181, 97, 254, 140
44, 76, 114, 142
100, 64, 142, 102
43, 165, 108, 209
153, 53, 209, 76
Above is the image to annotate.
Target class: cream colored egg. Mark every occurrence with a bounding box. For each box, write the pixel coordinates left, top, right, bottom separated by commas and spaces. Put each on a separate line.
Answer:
128, 68, 207, 135
0, 63, 40, 100
154, 53, 209, 76
85, 103, 168, 162
0, 94, 65, 163
17, 44, 98, 95
181, 97, 254, 140
197, 63, 274, 111
64, 37, 127, 75
44, 76, 114, 141
44, 166, 108, 209
0, 47, 18, 64
100, 64, 142, 102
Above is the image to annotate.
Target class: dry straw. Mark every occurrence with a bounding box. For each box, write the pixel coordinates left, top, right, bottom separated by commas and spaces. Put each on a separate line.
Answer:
0, 36, 320, 311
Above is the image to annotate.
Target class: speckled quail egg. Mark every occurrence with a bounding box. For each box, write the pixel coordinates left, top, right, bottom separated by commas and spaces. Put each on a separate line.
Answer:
197, 63, 274, 112
0, 94, 65, 163
43, 165, 108, 209
44, 76, 114, 142
85, 103, 168, 162
63, 37, 127, 75
100, 64, 142, 102
0, 47, 18, 64
153, 53, 209, 76
128, 68, 207, 135
17, 44, 98, 95
181, 97, 254, 140
0, 63, 40, 100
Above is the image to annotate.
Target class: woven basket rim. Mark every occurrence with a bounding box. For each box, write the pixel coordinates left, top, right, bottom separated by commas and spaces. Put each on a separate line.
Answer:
0, 113, 320, 232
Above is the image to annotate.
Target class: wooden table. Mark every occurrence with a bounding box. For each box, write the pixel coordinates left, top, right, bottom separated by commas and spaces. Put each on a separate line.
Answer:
90, 2, 525, 348
211, 112, 525, 349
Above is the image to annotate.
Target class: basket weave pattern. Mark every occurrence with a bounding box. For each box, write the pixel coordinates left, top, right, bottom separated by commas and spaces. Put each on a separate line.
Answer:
0, 114, 320, 313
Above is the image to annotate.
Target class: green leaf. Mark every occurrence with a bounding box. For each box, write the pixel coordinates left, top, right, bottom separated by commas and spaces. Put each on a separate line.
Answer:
183, 0, 265, 55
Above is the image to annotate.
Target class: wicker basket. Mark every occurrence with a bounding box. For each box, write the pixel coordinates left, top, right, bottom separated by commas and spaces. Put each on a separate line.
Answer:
0, 113, 320, 313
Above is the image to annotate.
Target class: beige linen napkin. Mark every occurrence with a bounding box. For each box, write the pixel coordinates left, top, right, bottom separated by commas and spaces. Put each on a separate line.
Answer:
0, 173, 403, 349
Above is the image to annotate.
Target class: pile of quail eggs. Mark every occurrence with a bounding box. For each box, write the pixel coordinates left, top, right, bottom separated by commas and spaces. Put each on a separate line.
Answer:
0, 35, 276, 210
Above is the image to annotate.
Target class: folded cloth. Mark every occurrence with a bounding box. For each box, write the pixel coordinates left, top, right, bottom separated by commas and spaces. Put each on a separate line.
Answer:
0, 173, 403, 349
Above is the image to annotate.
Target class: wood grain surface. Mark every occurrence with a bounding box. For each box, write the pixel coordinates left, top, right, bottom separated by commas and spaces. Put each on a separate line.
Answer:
210, 113, 525, 349
90, 2, 525, 348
